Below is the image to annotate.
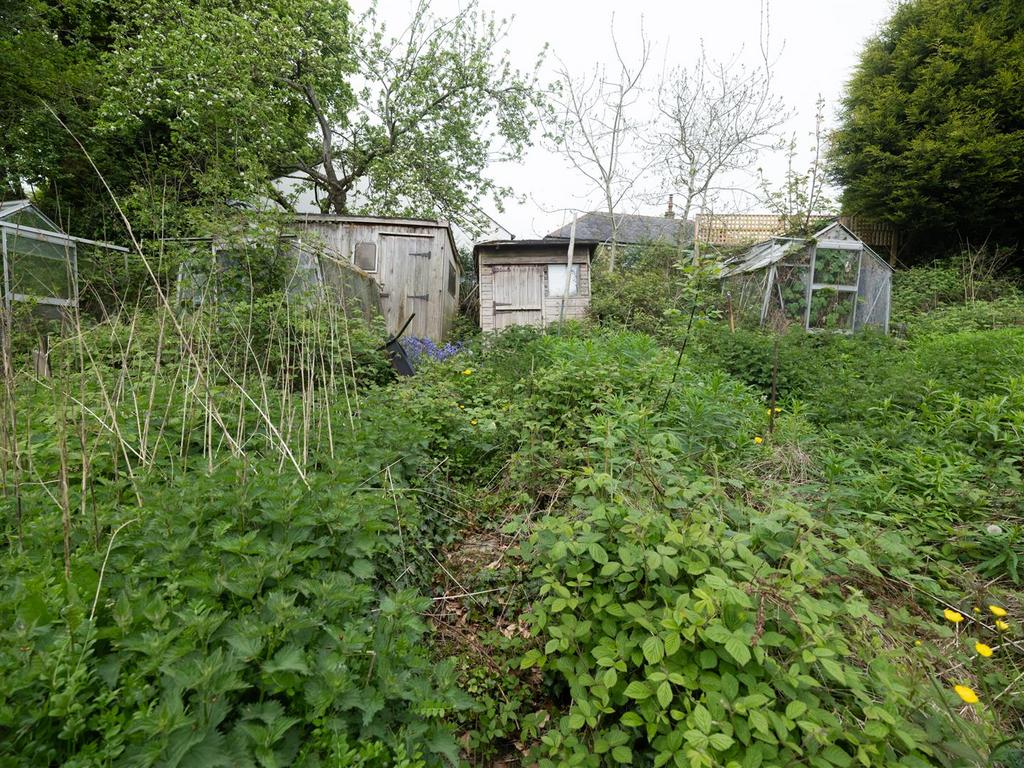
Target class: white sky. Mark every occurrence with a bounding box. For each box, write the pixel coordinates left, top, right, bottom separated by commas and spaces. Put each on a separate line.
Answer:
367, 0, 897, 242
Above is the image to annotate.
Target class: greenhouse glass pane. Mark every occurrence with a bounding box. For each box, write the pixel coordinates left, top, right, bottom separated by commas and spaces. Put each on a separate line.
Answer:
774, 264, 811, 324
6, 232, 75, 299
3, 208, 60, 232
813, 247, 860, 286
808, 288, 856, 330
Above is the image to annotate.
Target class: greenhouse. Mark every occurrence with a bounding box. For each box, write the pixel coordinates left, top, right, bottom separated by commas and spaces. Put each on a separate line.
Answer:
720, 221, 892, 333
0, 200, 125, 314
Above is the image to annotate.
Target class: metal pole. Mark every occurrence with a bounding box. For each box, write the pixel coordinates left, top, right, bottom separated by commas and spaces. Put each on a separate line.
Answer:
559, 214, 577, 324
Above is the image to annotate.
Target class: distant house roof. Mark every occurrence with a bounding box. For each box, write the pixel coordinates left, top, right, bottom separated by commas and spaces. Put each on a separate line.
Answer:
545, 212, 694, 246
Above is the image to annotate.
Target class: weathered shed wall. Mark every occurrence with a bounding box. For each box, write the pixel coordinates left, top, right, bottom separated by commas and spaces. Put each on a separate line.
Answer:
478, 245, 592, 332
293, 215, 460, 340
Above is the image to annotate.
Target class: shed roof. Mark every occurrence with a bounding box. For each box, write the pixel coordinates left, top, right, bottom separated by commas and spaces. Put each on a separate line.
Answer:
720, 221, 893, 278
473, 238, 600, 274
473, 238, 599, 258
292, 212, 461, 274
545, 212, 694, 246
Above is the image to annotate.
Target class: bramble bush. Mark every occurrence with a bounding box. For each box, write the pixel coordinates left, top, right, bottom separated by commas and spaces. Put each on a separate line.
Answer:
515, 387, 1016, 767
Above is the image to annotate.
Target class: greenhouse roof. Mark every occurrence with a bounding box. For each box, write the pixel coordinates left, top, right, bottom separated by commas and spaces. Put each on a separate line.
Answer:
719, 221, 892, 278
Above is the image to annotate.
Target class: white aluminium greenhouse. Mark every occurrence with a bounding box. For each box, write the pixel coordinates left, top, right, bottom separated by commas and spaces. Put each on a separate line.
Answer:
0, 200, 125, 314
720, 221, 893, 333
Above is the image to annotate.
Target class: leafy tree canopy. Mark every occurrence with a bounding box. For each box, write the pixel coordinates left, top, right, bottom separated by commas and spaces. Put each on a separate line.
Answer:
287, 0, 544, 235
829, 0, 1024, 257
0, 0, 542, 241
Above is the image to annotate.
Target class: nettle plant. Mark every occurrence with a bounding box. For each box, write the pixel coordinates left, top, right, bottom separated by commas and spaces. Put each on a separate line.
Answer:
520, 467, 984, 767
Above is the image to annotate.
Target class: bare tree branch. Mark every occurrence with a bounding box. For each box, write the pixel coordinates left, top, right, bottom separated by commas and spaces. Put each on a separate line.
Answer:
550, 17, 652, 272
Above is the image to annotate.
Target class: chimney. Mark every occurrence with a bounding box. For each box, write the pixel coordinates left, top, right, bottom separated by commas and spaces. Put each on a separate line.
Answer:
664, 194, 675, 219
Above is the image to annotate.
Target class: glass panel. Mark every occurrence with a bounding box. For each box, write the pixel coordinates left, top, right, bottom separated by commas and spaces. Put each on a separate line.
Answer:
854, 253, 890, 331
6, 231, 75, 299
813, 247, 860, 286
547, 264, 580, 297
447, 262, 457, 297
354, 241, 377, 272
808, 288, 856, 330
773, 264, 810, 324
2, 207, 60, 232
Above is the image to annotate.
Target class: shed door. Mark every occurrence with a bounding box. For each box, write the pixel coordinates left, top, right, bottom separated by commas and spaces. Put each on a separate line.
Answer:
491, 265, 544, 330
380, 234, 433, 338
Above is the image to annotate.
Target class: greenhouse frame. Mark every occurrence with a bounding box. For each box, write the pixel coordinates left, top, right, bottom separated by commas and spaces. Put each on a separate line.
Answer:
0, 200, 125, 313
720, 221, 893, 333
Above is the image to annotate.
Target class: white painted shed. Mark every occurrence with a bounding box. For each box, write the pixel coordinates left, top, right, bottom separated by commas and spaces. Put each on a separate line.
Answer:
474, 239, 599, 332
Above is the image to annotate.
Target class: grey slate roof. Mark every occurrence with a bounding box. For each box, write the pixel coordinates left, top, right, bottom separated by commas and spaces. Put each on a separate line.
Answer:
545, 212, 694, 246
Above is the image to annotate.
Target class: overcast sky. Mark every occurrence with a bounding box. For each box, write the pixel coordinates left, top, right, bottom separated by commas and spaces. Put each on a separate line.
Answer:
368, 0, 897, 242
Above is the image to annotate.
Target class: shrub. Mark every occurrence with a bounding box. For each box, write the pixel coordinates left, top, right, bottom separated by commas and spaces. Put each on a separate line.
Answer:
519, 419, 996, 767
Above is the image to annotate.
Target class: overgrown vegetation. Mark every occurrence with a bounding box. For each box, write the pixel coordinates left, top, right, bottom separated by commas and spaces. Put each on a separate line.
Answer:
5, 253, 1023, 766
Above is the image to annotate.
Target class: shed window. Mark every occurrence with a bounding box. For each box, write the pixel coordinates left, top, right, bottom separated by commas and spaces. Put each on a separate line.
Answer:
354, 241, 377, 272
547, 264, 580, 297
447, 261, 457, 297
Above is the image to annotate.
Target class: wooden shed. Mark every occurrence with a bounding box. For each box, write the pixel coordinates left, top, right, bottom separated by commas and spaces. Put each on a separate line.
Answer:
474, 239, 598, 332
292, 214, 461, 340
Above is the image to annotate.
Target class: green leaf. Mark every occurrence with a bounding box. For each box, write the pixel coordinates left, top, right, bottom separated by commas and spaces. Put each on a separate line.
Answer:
786, 700, 808, 720
664, 632, 681, 656
519, 649, 545, 669
692, 703, 713, 733
611, 746, 632, 764
624, 681, 652, 700
657, 681, 673, 708
588, 542, 609, 564
708, 733, 734, 751
821, 745, 853, 767
350, 558, 374, 579
620, 711, 644, 727
262, 645, 308, 676
567, 712, 585, 730
820, 658, 846, 684
724, 637, 751, 666
643, 635, 665, 665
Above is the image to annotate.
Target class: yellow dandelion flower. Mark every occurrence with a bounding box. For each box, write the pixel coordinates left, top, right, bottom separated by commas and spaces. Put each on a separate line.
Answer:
943, 609, 964, 624
462, 368, 473, 376
989, 605, 1007, 618
470, 419, 478, 425
975, 642, 993, 657
953, 685, 979, 704
754, 436, 764, 445
914, 640, 922, 647
996, 619, 1010, 631
973, 607, 981, 613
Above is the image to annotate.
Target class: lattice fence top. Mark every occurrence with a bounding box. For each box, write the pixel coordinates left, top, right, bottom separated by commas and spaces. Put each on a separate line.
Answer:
696, 214, 785, 245
696, 213, 900, 253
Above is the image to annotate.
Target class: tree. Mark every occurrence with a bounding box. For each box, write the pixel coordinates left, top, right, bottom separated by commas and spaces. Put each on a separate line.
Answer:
830, 0, 1024, 257
282, 0, 545, 235
758, 97, 835, 235
652, 35, 788, 221
0, 0, 354, 241
551, 20, 651, 273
